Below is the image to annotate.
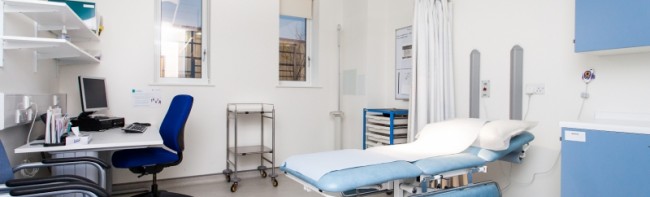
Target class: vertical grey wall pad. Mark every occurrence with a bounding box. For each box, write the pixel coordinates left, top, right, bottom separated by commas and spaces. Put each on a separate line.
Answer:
469, 50, 481, 118
510, 45, 524, 120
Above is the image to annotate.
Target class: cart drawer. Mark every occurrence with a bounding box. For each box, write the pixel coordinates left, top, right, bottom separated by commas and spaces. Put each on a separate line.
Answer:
365, 139, 388, 148
366, 114, 408, 125
366, 132, 407, 144
366, 124, 407, 135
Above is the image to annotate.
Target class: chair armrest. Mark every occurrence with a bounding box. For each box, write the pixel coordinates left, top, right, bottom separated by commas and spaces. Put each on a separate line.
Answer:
42, 157, 111, 169
13, 157, 110, 173
13, 159, 109, 189
9, 182, 108, 197
5, 175, 93, 187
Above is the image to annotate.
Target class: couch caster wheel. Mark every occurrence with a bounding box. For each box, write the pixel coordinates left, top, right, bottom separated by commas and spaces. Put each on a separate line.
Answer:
230, 183, 238, 192
272, 178, 279, 187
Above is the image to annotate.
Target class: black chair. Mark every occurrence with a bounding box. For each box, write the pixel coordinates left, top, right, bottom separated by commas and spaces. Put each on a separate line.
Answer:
0, 139, 110, 197
112, 95, 194, 197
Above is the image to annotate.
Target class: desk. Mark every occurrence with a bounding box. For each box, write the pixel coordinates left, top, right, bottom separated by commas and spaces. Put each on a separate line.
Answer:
15, 127, 164, 154
14, 126, 163, 195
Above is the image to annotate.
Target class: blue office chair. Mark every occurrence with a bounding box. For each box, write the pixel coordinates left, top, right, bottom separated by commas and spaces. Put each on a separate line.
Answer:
112, 95, 194, 197
0, 139, 109, 197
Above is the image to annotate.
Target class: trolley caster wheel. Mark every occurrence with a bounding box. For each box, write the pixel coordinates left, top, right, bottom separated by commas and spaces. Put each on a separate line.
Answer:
272, 178, 279, 187
261, 170, 267, 178
225, 175, 231, 182
230, 183, 238, 192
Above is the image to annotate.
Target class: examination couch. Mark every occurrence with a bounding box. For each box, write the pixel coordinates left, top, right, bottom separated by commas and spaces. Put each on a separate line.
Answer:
281, 119, 535, 197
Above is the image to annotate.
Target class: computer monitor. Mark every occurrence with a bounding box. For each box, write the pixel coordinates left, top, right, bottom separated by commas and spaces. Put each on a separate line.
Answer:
78, 76, 109, 115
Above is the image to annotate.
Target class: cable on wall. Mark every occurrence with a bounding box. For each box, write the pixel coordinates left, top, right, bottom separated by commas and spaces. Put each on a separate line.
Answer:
501, 152, 561, 192
523, 93, 533, 120
21, 102, 40, 178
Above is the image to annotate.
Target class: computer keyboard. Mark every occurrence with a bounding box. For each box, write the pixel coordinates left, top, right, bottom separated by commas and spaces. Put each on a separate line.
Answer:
122, 123, 148, 133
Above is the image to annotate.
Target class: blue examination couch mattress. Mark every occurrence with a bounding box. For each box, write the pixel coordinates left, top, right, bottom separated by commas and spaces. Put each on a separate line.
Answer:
281, 161, 422, 192
413, 153, 486, 175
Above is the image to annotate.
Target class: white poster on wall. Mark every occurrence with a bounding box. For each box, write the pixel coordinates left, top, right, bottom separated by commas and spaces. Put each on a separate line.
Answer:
131, 88, 162, 108
395, 26, 412, 100
396, 26, 413, 70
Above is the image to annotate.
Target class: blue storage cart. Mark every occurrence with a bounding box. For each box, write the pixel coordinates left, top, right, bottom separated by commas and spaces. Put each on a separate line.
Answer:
363, 108, 408, 149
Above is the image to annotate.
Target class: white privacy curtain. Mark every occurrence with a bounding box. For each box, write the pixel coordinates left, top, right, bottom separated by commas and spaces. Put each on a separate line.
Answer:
408, 0, 455, 142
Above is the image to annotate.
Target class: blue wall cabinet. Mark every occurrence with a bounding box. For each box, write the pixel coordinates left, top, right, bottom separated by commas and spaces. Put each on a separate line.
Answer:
575, 0, 650, 54
363, 108, 408, 149
560, 122, 650, 196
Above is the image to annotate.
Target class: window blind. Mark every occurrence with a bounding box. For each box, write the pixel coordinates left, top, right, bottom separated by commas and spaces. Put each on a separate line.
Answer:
280, 0, 312, 19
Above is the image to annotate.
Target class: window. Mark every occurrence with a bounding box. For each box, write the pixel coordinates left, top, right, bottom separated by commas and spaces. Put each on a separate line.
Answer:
155, 0, 210, 85
280, 16, 309, 82
279, 0, 313, 86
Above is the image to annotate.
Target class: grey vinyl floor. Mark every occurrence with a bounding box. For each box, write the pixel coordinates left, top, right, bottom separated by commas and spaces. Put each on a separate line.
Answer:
115, 173, 389, 197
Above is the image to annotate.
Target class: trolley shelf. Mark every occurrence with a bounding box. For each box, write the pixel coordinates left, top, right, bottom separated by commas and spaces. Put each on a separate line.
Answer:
223, 103, 278, 192
227, 103, 274, 114
228, 145, 272, 156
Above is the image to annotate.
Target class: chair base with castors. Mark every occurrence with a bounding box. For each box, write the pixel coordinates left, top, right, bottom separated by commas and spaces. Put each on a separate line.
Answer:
124, 165, 191, 197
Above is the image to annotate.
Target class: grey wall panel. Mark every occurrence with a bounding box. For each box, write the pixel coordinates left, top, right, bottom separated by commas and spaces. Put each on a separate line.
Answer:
510, 45, 524, 120
470, 50, 480, 119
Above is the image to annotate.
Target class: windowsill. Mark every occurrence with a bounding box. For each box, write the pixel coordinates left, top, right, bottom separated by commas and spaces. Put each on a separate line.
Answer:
149, 82, 215, 87
276, 84, 322, 89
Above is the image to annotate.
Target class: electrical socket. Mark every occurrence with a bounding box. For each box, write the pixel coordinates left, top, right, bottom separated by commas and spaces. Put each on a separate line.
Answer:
481, 80, 490, 98
22, 96, 31, 110
15, 109, 28, 124
15, 110, 21, 124
3, 94, 67, 130
526, 84, 545, 95
53, 95, 59, 106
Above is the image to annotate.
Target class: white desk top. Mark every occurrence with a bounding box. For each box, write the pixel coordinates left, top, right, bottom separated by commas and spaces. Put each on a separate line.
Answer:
15, 127, 164, 154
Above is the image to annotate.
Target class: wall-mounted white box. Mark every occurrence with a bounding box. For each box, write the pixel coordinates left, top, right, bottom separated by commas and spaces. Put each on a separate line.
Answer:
1, 93, 67, 130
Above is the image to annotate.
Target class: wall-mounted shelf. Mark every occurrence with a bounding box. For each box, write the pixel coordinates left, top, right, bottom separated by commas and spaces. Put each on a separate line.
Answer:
1, 0, 101, 69
3, 0, 99, 42
3, 36, 99, 65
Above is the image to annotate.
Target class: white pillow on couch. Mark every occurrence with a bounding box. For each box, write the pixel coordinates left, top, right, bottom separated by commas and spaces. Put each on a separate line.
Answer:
472, 120, 537, 151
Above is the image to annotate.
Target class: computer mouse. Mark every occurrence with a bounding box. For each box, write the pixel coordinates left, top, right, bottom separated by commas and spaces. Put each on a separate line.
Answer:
134, 122, 151, 126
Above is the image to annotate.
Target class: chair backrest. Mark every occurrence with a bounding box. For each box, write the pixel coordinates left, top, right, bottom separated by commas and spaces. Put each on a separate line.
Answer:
0, 139, 15, 184
159, 95, 194, 153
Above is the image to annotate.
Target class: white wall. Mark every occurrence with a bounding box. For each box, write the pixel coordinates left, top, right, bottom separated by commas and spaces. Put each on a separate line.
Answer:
58, 0, 342, 184
0, 11, 59, 177
339, 0, 412, 149
453, 0, 650, 196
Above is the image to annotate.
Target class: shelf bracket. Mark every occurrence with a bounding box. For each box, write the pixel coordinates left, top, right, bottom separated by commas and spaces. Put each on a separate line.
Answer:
33, 51, 38, 72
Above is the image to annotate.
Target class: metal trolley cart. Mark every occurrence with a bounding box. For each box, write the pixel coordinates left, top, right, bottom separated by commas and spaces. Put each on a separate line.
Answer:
223, 103, 277, 192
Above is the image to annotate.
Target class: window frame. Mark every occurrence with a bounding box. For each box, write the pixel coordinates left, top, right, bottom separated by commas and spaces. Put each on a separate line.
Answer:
153, 0, 211, 86
278, 15, 313, 87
